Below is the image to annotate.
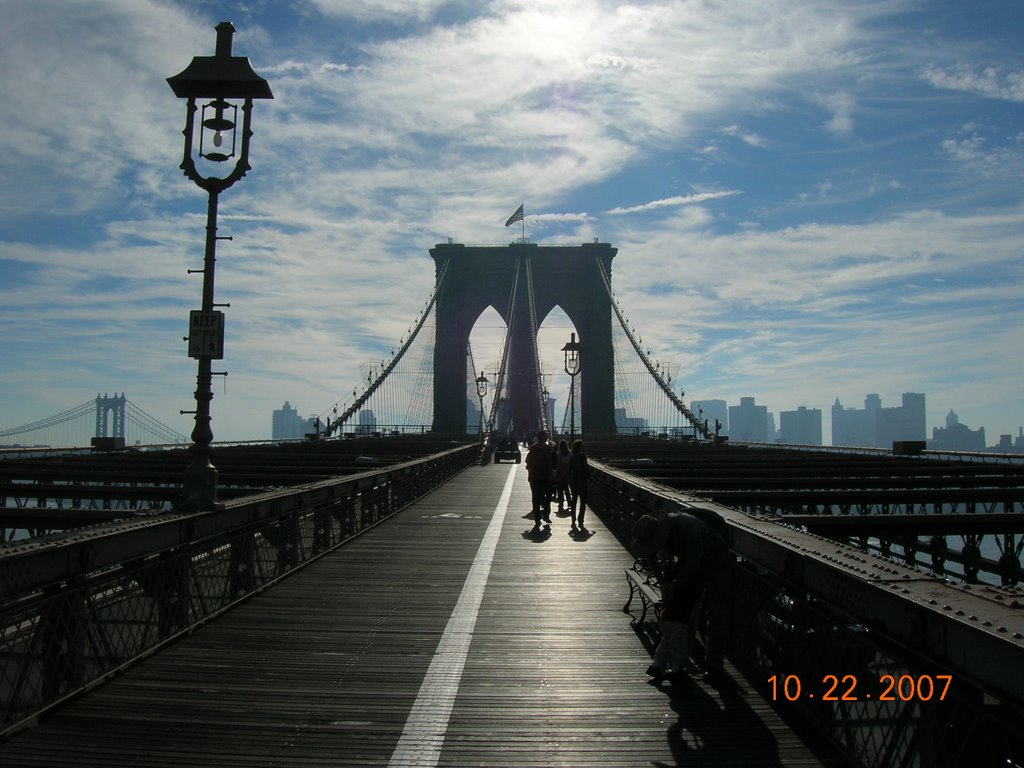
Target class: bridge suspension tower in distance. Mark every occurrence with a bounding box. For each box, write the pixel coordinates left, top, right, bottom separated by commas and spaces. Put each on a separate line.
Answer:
94, 393, 126, 445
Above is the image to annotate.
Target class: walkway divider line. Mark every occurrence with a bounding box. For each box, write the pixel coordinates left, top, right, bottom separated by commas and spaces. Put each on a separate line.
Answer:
387, 464, 518, 768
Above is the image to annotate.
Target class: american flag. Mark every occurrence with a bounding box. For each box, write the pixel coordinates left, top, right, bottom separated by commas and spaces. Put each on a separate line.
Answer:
504, 203, 524, 227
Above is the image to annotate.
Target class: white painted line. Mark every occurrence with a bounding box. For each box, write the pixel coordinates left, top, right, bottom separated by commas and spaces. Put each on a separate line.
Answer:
387, 465, 517, 768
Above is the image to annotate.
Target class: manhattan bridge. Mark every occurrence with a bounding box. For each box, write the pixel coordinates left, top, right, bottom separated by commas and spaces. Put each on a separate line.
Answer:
0, 393, 187, 450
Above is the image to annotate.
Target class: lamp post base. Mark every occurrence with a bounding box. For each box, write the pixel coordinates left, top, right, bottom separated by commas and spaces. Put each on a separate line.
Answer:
181, 461, 223, 512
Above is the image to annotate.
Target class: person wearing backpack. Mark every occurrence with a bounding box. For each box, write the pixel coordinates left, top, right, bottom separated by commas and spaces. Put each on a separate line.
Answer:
631, 508, 733, 682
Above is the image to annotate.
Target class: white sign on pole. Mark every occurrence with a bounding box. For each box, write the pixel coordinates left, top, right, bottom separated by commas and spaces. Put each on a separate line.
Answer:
188, 310, 225, 359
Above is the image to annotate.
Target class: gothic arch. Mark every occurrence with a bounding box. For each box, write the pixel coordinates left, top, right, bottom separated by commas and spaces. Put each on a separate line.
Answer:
430, 241, 617, 437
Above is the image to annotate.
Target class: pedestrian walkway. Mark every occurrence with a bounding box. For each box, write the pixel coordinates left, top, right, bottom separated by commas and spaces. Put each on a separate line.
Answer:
1, 462, 850, 767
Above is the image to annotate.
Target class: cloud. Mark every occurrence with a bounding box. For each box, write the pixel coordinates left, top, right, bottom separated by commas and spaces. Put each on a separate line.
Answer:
601, 204, 1024, 435
305, 0, 464, 23
721, 124, 767, 147
941, 130, 1024, 179
528, 212, 595, 223
2, 1, 1023, 443
923, 66, 1024, 102
814, 90, 856, 135
607, 191, 740, 215
0, 2, 204, 215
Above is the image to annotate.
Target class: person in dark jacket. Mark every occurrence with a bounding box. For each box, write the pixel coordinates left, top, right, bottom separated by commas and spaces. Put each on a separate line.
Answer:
568, 439, 589, 531
525, 430, 555, 529
632, 510, 732, 680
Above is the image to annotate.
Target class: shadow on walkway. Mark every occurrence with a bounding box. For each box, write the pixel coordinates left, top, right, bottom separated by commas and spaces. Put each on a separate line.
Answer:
653, 671, 784, 767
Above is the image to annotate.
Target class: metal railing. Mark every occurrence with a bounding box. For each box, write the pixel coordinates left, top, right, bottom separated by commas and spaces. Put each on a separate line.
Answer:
588, 461, 1024, 768
0, 444, 477, 738
728, 439, 1024, 466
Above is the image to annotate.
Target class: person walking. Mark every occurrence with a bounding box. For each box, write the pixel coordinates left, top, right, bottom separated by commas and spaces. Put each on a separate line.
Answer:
631, 509, 732, 681
568, 439, 589, 531
525, 430, 555, 530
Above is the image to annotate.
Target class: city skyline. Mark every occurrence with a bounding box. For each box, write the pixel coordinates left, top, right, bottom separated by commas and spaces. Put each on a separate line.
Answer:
271, 387, 1019, 451
1, 2, 1022, 443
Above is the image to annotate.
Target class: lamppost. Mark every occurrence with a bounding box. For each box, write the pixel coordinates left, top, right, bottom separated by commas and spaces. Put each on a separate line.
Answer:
561, 332, 581, 437
475, 370, 489, 443
168, 22, 273, 511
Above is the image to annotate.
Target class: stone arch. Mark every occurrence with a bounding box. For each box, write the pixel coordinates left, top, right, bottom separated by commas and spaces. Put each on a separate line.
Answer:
535, 305, 577, 433
430, 241, 617, 437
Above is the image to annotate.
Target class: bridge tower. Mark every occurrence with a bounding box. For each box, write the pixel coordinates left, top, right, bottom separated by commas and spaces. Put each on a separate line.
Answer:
430, 241, 617, 438
95, 393, 126, 439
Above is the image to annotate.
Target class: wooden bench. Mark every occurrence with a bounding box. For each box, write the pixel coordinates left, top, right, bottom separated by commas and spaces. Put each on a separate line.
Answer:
623, 560, 661, 629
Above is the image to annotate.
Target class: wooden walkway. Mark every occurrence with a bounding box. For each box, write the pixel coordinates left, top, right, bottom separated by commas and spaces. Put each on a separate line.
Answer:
1, 462, 852, 767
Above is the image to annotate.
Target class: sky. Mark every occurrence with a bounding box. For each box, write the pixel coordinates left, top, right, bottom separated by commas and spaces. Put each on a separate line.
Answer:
0, 0, 1022, 445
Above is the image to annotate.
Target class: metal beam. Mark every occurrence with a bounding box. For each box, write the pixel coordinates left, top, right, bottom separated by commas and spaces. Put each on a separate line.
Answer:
593, 462, 1024, 713
775, 512, 1024, 536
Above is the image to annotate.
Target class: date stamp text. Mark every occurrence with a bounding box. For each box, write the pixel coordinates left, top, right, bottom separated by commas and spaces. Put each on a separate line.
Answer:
768, 674, 952, 702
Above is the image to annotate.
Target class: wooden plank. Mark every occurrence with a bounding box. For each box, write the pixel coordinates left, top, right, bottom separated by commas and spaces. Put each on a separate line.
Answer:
1, 462, 850, 767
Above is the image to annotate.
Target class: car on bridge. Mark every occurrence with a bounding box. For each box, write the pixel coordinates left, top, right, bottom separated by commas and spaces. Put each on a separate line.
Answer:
493, 439, 521, 464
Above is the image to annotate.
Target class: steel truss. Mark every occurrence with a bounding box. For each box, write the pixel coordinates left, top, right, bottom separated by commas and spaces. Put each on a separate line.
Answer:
590, 462, 1024, 768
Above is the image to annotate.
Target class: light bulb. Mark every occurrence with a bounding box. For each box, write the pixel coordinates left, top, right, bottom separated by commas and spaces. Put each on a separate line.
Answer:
213, 131, 223, 148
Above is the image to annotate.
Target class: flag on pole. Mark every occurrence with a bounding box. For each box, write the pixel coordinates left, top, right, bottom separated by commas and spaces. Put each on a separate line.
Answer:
504, 203, 524, 227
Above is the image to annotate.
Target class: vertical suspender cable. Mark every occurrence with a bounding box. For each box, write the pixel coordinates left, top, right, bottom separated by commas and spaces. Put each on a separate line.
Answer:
594, 257, 711, 440
487, 256, 519, 436
524, 257, 547, 433
325, 258, 452, 435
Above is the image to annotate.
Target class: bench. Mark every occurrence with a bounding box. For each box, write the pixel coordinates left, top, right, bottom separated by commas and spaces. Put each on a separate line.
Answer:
623, 559, 661, 630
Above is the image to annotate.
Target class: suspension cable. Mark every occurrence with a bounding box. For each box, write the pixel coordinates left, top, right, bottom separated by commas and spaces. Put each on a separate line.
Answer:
594, 257, 712, 439
125, 401, 189, 444
324, 258, 453, 435
524, 257, 548, 433
486, 256, 519, 435
0, 401, 95, 439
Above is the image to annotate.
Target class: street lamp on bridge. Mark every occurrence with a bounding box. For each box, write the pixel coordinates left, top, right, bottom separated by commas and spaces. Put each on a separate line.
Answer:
475, 370, 489, 443
168, 22, 273, 511
561, 332, 581, 438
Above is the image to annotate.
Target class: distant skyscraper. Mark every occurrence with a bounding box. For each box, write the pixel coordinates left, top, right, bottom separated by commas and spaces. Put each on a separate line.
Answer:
692, 399, 728, 436
728, 397, 769, 442
614, 408, 647, 435
931, 409, 986, 451
993, 429, 1024, 454
832, 393, 926, 448
780, 406, 822, 445
832, 397, 874, 447
272, 401, 306, 440
357, 408, 377, 435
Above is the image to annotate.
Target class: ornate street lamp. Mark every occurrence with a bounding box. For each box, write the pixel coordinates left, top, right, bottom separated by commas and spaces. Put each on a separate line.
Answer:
561, 332, 582, 437
475, 370, 489, 442
168, 22, 273, 511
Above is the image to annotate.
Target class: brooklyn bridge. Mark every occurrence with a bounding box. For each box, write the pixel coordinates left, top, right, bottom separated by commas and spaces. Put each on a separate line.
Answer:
2, 241, 1023, 767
